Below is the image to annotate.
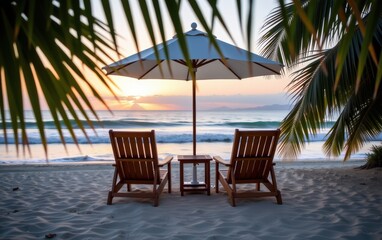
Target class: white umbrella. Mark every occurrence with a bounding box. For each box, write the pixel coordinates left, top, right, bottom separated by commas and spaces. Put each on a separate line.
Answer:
104, 23, 283, 183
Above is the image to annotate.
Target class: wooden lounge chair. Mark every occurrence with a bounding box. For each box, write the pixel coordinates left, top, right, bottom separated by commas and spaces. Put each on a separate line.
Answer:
214, 129, 282, 206
107, 130, 173, 206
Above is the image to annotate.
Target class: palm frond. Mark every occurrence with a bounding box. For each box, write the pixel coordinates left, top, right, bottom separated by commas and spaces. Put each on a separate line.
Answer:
260, 0, 347, 65
276, 9, 382, 160
0, 1, 118, 157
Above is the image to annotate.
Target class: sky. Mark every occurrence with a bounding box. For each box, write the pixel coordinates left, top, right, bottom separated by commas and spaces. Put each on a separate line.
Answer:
94, 1, 292, 110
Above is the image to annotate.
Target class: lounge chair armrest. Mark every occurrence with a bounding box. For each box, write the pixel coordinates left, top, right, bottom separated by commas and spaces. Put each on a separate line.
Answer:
213, 156, 230, 166
158, 155, 173, 167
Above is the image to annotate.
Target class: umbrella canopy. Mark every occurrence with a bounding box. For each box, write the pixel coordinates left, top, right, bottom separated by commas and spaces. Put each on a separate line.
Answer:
104, 23, 283, 155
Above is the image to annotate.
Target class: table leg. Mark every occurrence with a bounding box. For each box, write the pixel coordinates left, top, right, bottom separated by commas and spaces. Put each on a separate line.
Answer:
206, 162, 210, 195
180, 162, 184, 196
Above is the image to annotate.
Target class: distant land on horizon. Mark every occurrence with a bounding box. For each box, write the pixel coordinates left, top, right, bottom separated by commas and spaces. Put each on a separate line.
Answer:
208, 104, 292, 111
119, 104, 293, 111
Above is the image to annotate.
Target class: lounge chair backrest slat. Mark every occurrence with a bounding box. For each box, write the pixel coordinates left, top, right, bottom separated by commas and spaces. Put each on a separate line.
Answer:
109, 130, 159, 181
228, 129, 280, 182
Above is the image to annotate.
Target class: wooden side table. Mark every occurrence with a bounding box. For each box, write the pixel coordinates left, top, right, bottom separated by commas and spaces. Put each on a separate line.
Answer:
178, 155, 212, 196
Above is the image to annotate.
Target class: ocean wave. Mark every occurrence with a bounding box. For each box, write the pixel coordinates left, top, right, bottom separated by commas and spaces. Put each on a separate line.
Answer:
4, 119, 338, 130
0, 132, 233, 144
2, 131, 381, 145
50, 155, 113, 162
3, 119, 188, 129
221, 121, 281, 128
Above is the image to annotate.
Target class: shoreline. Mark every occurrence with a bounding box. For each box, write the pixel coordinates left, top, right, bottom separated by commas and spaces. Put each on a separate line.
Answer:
0, 141, 375, 165
0, 158, 367, 169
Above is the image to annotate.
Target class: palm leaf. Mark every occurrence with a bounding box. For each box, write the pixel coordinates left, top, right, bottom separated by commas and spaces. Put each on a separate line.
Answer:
275, 8, 382, 159
0, 1, 118, 157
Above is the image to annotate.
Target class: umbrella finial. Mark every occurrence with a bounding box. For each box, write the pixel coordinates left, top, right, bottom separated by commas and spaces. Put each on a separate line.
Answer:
191, 22, 197, 30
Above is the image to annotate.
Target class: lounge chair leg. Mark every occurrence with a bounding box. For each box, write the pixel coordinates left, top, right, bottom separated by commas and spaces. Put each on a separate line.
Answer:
256, 183, 260, 191
215, 163, 219, 193
215, 172, 220, 193
153, 195, 159, 207
276, 190, 283, 205
107, 191, 113, 205
127, 184, 131, 192
230, 195, 236, 207
168, 163, 172, 193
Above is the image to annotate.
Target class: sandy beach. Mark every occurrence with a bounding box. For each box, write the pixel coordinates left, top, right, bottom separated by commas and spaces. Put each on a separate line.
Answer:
1, 160, 381, 240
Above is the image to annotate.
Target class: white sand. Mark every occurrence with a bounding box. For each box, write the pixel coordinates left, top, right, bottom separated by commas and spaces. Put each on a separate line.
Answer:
1, 161, 381, 240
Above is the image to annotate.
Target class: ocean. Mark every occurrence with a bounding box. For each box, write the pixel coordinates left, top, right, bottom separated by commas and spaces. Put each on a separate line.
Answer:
0, 110, 379, 164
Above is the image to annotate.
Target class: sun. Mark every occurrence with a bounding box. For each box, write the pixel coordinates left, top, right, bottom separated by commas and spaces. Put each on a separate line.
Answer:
113, 77, 157, 97
111, 76, 191, 97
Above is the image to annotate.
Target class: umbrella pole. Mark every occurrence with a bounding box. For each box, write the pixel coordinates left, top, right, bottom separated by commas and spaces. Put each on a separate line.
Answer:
192, 72, 197, 156
191, 69, 199, 185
